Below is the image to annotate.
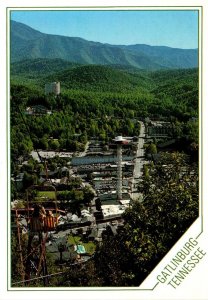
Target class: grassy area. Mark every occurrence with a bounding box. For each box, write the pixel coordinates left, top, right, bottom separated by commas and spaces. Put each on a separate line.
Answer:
36, 191, 56, 200
84, 241, 96, 255
68, 235, 81, 245
68, 235, 96, 255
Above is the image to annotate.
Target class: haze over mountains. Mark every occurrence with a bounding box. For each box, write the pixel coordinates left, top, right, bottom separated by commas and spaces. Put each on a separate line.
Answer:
11, 20, 198, 70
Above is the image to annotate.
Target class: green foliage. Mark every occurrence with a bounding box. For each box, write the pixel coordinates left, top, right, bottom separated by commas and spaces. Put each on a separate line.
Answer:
11, 58, 80, 77
56, 184, 94, 212
184, 119, 198, 142
144, 164, 150, 180
10, 65, 198, 197
45, 64, 152, 93
49, 139, 60, 150
22, 172, 38, 189
82, 186, 94, 205
147, 143, 157, 155
36, 191, 56, 200
150, 68, 198, 120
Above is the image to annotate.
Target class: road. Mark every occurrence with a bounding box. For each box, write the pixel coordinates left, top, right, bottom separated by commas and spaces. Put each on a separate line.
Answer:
131, 121, 145, 201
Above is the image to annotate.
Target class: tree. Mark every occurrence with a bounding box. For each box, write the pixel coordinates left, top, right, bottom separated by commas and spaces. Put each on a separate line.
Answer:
149, 143, 157, 154
22, 172, 38, 189
49, 139, 60, 150
83, 186, 94, 205
185, 119, 198, 143
40, 135, 49, 150
144, 142, 157, 157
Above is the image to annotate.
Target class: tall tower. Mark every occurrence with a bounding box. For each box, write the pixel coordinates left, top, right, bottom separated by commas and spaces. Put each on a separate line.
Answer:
113, 136, 129, 200
45, 82, 60, 96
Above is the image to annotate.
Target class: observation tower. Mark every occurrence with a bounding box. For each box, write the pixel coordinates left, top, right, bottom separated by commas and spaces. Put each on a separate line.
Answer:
113, 136, 129, 200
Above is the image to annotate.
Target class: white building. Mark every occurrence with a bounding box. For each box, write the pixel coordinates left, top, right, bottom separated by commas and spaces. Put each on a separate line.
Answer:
45, 82, 60, 95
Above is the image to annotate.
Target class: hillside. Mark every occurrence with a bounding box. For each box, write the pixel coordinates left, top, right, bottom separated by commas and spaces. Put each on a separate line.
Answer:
11, 58, 80, 77
11, 58, 198, 96
45, 64, 154, 92
11, 20, 198, 70
11, 58, 155, 92
11, 58, 198, 122
120, 44, 198, 69
150, 68, 199, 113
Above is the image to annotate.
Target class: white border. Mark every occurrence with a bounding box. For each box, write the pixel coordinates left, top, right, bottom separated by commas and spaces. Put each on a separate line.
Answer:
1, 1, 207, 299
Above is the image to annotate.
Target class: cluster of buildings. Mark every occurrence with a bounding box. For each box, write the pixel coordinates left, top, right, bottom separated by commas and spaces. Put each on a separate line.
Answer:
12, 130, 144, 269
25, 105, 52, 115
147, 120, 172, 137
71, 137, 136, 220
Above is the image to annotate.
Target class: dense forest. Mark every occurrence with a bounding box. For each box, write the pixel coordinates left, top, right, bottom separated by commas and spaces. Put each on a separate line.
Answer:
11, 59, 199, 167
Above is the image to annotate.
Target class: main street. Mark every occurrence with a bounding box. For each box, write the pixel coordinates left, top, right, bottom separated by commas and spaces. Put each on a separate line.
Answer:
131, 121, 145, 201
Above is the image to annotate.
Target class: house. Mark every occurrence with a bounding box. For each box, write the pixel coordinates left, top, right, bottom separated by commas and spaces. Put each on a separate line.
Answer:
25, 105, 52, 115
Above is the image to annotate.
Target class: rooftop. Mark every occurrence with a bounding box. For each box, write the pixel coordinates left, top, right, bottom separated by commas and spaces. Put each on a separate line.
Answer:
71, 155, 134, 166
101, 204, 126, 217
113, 136, 129, 144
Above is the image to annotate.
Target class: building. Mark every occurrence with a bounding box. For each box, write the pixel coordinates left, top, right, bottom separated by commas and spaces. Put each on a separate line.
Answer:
147, 121, 172, 137
25, 105, 52, 115
45, 82, 60, 96
113, 136, 129, 200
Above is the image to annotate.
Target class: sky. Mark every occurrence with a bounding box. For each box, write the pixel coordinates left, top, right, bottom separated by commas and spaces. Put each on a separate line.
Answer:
11, 10, 198, 49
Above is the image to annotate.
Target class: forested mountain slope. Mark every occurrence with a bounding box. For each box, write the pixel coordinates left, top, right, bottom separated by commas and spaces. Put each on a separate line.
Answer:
11, 20, 198, 70
11, 58, 198, 97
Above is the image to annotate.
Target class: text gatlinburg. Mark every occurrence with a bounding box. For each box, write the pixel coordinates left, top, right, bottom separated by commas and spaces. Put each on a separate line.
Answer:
156, 238, 206, 289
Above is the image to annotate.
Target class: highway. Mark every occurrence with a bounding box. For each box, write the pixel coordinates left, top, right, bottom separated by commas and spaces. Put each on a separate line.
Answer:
131, 121, 145, 201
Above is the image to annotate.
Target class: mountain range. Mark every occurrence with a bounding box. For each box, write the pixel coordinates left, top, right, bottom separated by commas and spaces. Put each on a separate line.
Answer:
11, 20, 198, 70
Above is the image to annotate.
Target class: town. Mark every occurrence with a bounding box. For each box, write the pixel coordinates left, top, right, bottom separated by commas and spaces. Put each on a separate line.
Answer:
10, 52, 199, 290
9, 10, 199, 289
11, 81, 183, 285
